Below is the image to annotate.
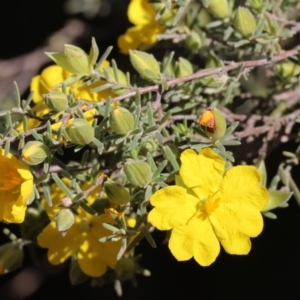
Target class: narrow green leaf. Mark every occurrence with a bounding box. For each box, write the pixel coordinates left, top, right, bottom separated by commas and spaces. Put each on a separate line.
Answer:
43, 183, 52, 207
95, 46, 113, 70
117, 239, 127, 260
164, 145, 179, 172
143, 228, 157, 248
88, 37, 99, 69
13, 82, 21, 108
4, 141, 10, 156
262, 190, 293, 212
146, 102, 155, 127
52, 173, 74, 199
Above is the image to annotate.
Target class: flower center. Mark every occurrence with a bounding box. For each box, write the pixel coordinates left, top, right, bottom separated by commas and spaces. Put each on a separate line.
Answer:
197, 195, 220, 217
0, 171, 23, 191
203, 196, 220, 215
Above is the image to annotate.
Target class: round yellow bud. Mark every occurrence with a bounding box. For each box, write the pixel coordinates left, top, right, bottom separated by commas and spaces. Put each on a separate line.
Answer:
0, 243, 24, 274
205, 0, 229, 20
44, 91, 68, 112
124, 160, 152, 187
64, 119, 95, 145
104, 181, 131, 205
115, 257, 136, 281
234, 7, 257, 38
110, 107, 134, 135
22, 141, 49, 165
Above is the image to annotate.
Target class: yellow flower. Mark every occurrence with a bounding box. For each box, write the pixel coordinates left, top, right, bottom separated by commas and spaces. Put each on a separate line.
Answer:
118, 0, 167, 54
148, 148, 268, 266
37, 178, 133, 277
31, 63, 113, 103
0, 150, 34, 223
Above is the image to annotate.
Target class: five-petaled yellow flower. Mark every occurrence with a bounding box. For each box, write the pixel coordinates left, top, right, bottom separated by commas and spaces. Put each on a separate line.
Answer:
148, 148, 268, 266
118, 0, 171, 54
0, 149, 34, 223
37, 178, 132, 277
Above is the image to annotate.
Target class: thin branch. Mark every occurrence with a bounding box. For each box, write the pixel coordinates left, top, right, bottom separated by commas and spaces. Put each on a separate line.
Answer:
110, 49, 299, 103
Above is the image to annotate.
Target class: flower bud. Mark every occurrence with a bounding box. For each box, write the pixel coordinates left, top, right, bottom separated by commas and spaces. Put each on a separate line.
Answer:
104, 181, 131, 205
0, 243, 24, 274
44, 91, 68, 112
200, 74, 229, 88
234, 7, 256, 38
198, 108, 227, 142
56, 208, 75, 233
115, 257, 136, 281
204, 0, 229, 20
110, 107, 134, 135
139, 139, 158, 155
276, 62, 300, 79
64, 44, 90, 74
129, 50, 161, 83
64, 119, 95, 145
185, 32, 202, 52
21, 141, 49, 165
124, 161, 152, 187
247, 0, 263, 12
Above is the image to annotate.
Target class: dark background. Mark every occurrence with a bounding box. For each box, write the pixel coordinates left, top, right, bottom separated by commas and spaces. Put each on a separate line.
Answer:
1, 1, 300, 299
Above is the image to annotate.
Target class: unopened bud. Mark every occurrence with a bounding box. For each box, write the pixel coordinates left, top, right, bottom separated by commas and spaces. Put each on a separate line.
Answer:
0, 243, 24, 274
56, 208, 75, 232
234, 7, 256, 38
104, 181, 131, 205
247, 0, 263, 12
44, 91, 68, 112
115, 257, 136, 281
124, 160, 152, 187
65, 45, 90, 74
185, 32, 202, 52
276, 61, 300, 79
129, 50, 161, 83
204, 0, 229, 20
139, 139, 158, 155
110, 107, 134, 135
198, 108, 227, 142
22, 141, 49, 165
64, 119, 95, 145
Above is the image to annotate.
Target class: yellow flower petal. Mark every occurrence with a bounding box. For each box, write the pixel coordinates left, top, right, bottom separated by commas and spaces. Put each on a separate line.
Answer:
148, 186, 198, 230
30, 75, 43, 103
213, 202, 264, 237
220, 231, 251, 255
219, 165, 268, 211
0, 150, 33, 223
180, 148, 224, 198
128, 0, 156, 25
37, 222, 82, 264
78, 238, 111, 277
169, 217, 220, 266
168, 226, 193, 261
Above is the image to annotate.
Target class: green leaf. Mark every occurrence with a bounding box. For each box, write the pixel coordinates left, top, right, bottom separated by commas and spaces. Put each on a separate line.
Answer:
88, 37, 99, 69
257, 160, 267, 187
262, 190, 293, 212
46, 52, 77, 73
142, 228, 157, 248
52, 173, 74, 199
262, 211, 277, 219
